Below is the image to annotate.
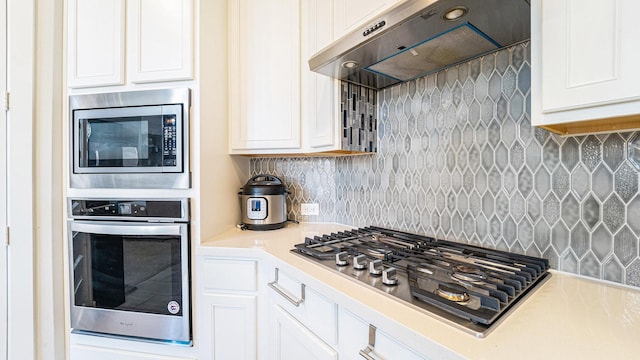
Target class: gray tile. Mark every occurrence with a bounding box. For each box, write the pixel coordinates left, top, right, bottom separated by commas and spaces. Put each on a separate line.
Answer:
504, 168, 517, 195
496, 191, 509, 220
603, 194, 625, 233
502, 67, 517, 98
482, 192, 495, 217
570, 222, 590, 258
517, 62, 530, 94
561, 194, 580, 229
481, 144, 494, 170
614, 162, 638, 203
481, 53, 496, 78
476, 214, 489, 240
518, 167, 533, 198
603, 257, 624, 283
488, 168, 502, 195
582, 195, 601, 230
510, 142, 525, 171
560, 137, 580, 171
489, 215, 502, 242
591, 225, 612, 262
495, 143, 509, 171
552, 167, 570, 199
509, 91, 525, 122
551, 221, 569, 253
519, 114, 533, 141
488, 120, 501, 148
625, 259, 640, 287
581, 135, 602, 171
534, 167, 551, 197
571, 165, 591, 200
542, 138, 560, 171
475, 169, 487, 194
561, 251, 578, 273
469, 191, 481, 216
592, 165, 614, 202
475, 74, 488, 102
629, 133, 640, 170
488, 71, 502, 101
628, 195, 640, 236
534, 126, 550, 145
497, 96, 509, 121
527, 194, 542, 223
525, 141, 542, 170
511, 192, 526, 221
503, 216, 517, 244
518, 218, 534, 248
496, 48, 510, 74
614, 226, 638, 267
502, 118, 517, 146
602, 134, 626, 171
543, 193, 561, 225
580, 252, 601, 278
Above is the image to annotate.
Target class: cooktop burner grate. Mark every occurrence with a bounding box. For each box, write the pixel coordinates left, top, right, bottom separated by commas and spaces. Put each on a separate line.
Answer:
291, 226, 551, 337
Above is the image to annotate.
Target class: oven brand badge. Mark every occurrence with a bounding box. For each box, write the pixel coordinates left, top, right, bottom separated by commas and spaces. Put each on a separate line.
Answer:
167, 301, 180, 314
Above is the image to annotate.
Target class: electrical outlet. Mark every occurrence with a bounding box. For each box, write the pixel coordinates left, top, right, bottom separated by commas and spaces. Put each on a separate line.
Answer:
301, 203, 319, 216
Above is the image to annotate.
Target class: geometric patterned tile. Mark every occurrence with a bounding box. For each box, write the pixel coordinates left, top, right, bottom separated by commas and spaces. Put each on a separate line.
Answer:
252, 41, 640, 287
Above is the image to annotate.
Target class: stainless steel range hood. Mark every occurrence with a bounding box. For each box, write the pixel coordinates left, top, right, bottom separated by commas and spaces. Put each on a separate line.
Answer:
309, 0, 531, 89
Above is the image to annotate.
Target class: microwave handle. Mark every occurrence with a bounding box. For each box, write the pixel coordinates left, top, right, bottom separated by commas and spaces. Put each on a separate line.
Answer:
69, 221, 185, 237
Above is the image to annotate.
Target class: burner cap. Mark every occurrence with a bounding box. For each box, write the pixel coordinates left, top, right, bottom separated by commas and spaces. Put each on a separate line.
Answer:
435, 283, 470, 303
451, 265, 487, 284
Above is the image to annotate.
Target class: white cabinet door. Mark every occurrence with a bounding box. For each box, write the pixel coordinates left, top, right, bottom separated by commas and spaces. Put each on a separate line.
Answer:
302, 0, 341, 152
127, 0, 193, 83
67, 0, 124, 88
268, 305, 338, 360
229, 0, 302, 152
531, 0, 640, 133
200, 294, 257, 360
338, 309, 426, 360
333, 0, 404, 40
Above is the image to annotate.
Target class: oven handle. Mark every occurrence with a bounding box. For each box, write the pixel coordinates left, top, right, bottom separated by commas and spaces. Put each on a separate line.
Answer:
69, 220, 185, 236
358, 324, 385, 360
267, 268, 305, 307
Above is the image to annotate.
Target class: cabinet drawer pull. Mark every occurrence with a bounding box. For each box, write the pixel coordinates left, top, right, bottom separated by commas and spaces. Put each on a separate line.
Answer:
268, 267, 305, 307
359, 324, 385, 360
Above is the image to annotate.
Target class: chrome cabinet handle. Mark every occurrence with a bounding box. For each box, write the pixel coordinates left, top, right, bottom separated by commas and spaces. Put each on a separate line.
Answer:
359, 324, 385, 360
268, 267, 305, 307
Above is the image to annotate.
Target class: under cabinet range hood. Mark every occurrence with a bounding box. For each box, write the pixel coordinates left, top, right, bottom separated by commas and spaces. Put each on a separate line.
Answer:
309, 0, 531, 89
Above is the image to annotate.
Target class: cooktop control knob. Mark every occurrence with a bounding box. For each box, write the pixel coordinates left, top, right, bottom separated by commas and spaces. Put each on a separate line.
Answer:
353, 255, 367, 270
369, 259, 383, 275
335, 251, 349, 266
382, 267, 398, 286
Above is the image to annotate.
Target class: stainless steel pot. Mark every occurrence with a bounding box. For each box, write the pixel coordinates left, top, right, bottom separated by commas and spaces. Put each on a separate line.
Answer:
239, 174, 289, 230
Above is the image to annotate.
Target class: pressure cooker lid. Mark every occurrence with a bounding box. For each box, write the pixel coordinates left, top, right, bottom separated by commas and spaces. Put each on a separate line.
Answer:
240, 174, 288, 196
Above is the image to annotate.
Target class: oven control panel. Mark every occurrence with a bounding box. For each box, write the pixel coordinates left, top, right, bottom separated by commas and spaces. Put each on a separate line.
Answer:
69, 198, 188, 221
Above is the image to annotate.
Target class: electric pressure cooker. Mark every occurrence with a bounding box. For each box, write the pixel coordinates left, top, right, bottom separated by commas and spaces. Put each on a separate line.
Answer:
239, 174, 289, 230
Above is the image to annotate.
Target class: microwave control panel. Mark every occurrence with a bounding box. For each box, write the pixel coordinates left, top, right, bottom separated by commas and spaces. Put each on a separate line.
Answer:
163, 115, 178, 167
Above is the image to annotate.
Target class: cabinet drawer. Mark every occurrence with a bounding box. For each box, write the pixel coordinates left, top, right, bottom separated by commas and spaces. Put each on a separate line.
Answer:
266, 267, 338, 346
70, 344, 195, 360
200, 258, 257, 292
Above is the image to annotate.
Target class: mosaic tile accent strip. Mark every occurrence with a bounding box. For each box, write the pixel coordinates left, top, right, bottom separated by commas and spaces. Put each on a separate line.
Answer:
251, 42, 640, 288
340, 82, 377, 152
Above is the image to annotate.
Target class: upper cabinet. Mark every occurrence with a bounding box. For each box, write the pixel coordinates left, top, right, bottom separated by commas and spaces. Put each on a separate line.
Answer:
67, 0, 193, 88
531, 0, 640, 135
229, 0, 377, 155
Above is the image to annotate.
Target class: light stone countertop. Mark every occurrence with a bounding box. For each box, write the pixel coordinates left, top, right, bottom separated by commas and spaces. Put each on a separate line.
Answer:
199, 222, 640, 360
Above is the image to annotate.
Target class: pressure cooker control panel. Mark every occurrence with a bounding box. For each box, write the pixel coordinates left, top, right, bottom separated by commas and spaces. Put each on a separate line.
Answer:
246, 197, 268, 220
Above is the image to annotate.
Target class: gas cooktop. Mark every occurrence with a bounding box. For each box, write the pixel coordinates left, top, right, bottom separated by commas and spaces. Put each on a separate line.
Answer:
291, 226, 550, 337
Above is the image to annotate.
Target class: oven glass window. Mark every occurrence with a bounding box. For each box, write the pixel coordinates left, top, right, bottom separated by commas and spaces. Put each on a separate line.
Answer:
72, 232, 184, 316
75, 104, 181, 171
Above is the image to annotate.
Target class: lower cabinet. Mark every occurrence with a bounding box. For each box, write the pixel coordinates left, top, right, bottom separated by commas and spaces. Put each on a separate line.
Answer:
268, 305, 338, 360
338, 308, 427, 360
199, 293, 257, 360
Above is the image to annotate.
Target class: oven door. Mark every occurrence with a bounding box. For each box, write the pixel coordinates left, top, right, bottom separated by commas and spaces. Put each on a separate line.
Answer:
68, 220, 191, 344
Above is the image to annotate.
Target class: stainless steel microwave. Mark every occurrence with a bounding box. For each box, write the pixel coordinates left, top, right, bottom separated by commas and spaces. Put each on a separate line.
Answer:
69, 88, 191, 189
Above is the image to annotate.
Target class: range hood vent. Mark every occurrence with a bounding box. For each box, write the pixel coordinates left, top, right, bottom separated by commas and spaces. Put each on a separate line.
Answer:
309, 0, 531, 89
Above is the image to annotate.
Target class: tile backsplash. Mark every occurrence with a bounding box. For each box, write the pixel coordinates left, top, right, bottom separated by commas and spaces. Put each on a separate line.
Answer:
251, 42, 640, 287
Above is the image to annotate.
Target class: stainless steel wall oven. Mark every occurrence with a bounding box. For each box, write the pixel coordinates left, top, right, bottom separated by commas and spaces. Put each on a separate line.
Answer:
69, 88, 190, 189
67, 198, 191, 344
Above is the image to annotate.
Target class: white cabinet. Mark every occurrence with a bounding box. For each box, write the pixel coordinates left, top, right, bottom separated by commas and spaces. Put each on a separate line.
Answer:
269, 305, 338, 360
265, 266, 338, 359
531, 0, 640, 135
197, 257, 258, 360
333, 0, 405, 40
67, 0, 193, 88
229, 0, 302, 152
338, 308, 426, 360
229, 0, 364, 155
